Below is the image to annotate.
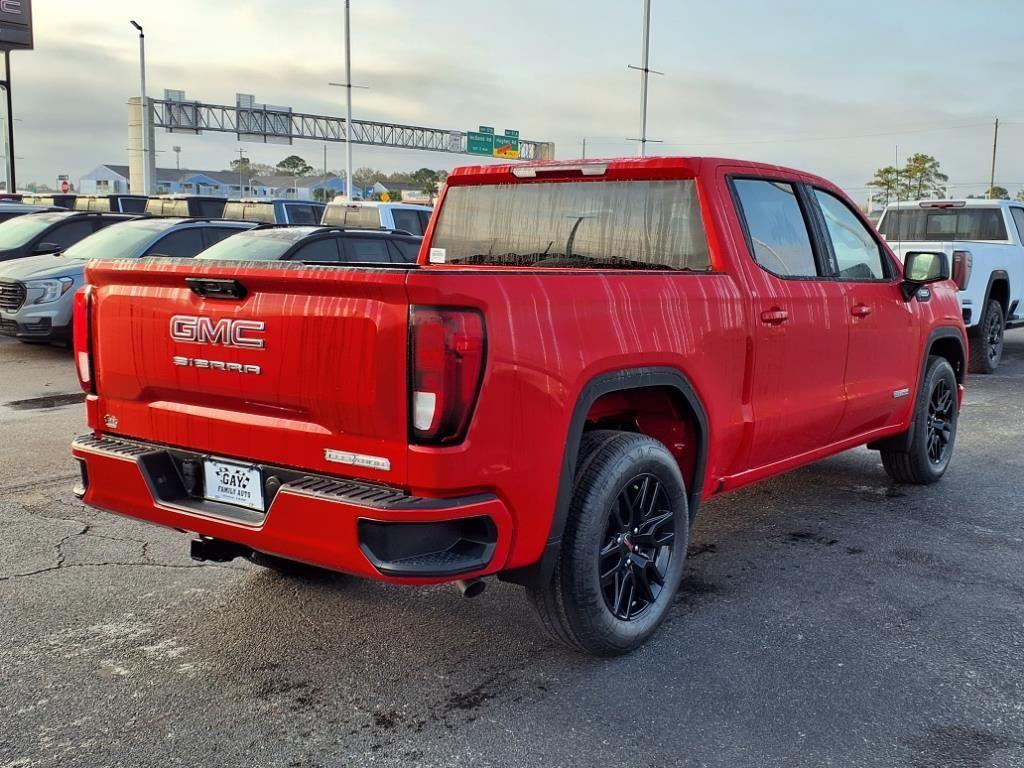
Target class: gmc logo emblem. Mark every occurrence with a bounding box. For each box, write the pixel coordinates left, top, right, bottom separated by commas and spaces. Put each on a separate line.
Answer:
169, 315, 266, 349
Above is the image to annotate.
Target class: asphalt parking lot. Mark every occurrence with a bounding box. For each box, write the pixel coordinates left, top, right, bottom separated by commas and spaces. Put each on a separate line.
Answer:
2, 332, 1023, 768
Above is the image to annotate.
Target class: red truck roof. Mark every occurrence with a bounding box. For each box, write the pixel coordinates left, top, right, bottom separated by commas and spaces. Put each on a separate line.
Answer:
446, 155, 835, 188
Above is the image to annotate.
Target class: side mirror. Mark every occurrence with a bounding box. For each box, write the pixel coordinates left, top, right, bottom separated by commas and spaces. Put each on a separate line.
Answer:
902, 251, 950, 300
32, 242, 61, 255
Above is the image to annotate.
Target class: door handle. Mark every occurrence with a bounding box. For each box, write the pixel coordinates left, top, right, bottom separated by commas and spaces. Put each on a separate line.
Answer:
851, 304, 872, 318
760, 308, 789, 325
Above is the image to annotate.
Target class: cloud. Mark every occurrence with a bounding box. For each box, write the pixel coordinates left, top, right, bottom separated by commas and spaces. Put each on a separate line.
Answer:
9, 0, 1024, 198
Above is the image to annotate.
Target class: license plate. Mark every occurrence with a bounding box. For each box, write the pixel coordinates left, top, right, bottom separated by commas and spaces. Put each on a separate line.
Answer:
203, 459, 264, 511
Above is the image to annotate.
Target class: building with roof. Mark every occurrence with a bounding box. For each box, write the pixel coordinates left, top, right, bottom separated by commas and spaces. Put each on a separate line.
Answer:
77, 164, 350, 200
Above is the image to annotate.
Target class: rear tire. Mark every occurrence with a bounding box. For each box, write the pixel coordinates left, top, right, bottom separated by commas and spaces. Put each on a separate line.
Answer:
527, 430, 689, 656
968, 300, 1004, 374
881, 356, 958, 484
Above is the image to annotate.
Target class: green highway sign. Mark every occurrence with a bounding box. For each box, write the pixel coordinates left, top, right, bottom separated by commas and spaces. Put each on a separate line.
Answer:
467, 131, 494, 156
466, 126, 521, 159
493, 133, 520, 160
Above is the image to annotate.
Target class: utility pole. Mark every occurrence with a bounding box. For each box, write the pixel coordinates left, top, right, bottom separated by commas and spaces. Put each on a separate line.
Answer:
989, 117, 999, 198
0, 52, 16, 193
582, 137, 587, 159
130, 21, 148, 195
237, 148, 247, 198
344, 0, 353, 199
628, 0, 662, 156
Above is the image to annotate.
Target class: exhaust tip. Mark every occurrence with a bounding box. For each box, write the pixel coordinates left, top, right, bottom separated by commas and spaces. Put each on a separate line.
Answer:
456, 578, 486, 599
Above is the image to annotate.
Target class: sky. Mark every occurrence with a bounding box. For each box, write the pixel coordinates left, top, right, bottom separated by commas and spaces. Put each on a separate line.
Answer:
11, 0, 1024, 200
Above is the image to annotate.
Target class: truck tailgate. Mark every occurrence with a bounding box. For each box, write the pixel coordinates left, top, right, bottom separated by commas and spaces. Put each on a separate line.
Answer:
85, 260, 411, 486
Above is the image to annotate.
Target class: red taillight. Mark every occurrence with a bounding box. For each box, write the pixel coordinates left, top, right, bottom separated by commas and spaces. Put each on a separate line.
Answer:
951, 249, 972, 291
409, 306, 486, 444
73, 286, 94, 393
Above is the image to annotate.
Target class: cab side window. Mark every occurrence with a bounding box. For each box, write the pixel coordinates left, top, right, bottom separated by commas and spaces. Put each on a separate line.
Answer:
290, 238, 341, 262
145, 228, 205, 258
1010, 207, 1024, 244
45, 220, 95, 249
813, 189, 888, 280
733, 179, 819, 277
342, 236, 392, 263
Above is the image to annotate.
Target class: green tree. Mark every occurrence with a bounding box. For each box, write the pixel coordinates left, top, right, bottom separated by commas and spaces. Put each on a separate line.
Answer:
276, 155, 314, 176
410, 167, 441, 195
352, 167, 387, 193
986, 186, 1010, 200
1016, 189, 1024, 202
901, 153, 948, 199
229, 157, 255, 176
867, 166, 906, 207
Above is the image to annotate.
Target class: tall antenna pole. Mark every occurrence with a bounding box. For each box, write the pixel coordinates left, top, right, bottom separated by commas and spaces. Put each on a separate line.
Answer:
638, 0, 651, 156
989, 117, 999, 198
628, 1, 662, 156
344, 0, 354, 199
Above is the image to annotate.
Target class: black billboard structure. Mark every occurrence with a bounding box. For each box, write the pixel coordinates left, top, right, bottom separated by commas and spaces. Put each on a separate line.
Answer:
0, 0, 32, 192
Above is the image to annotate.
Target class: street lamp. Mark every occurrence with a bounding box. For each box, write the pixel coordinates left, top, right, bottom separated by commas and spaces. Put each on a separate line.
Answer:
129, 20, 148, 195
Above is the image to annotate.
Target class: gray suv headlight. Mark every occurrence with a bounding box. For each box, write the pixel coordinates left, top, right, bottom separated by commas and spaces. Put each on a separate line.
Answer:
26, 277, 74, 304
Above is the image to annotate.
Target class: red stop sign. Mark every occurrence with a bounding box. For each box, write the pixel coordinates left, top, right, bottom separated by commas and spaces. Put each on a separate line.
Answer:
60, 180, 70, 193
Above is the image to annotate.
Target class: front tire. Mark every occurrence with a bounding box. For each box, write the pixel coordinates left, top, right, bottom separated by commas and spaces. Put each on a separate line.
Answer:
881, 356, 958, 484
968, 299, 1004, 374
527, 430, 689, 656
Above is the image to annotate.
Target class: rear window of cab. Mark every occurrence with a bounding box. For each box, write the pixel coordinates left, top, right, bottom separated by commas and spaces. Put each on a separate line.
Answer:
429, 180, 711, 271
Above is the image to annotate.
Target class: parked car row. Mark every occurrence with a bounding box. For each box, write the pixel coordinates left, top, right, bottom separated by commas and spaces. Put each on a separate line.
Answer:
16, 192, 434, 232
0, 195, 432, 342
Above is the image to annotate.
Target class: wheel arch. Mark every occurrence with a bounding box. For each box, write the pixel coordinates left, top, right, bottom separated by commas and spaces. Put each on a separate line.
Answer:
984, 271, 1010, 315
500, 366, 709, 587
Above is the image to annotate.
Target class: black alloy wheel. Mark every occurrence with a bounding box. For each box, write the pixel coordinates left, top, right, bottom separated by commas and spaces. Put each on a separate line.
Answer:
926, 378, 955, 466
599, 473, 676, 621
984, 308, 1004, 367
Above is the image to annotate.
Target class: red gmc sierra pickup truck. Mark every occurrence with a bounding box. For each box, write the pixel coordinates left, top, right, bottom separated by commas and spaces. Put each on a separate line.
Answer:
72, 157, 967, 655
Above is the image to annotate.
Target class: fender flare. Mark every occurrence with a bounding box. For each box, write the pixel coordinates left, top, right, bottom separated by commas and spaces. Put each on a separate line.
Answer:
981, 270, 1010, 320
501, 366, 709, 587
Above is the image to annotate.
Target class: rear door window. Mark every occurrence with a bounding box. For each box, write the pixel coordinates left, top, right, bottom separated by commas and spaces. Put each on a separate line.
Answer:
388, 239, 420, 263
392, 209, 425, 236
290, 237, 342, 262
285, 204, 320, 225
342, 236, 392, 263
196, 200, 226, 218
733, 179, 820, 277
144, 228, 205, 258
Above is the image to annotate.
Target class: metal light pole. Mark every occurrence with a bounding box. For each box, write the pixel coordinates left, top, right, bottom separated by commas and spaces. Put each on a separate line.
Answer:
344, 1, 353, 199
173, 144, 181, 170
129, 20, 148, 195
989, 117, 999, 199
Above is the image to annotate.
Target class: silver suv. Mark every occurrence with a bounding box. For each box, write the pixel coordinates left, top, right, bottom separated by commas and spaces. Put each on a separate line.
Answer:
0, 217, 256, 342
